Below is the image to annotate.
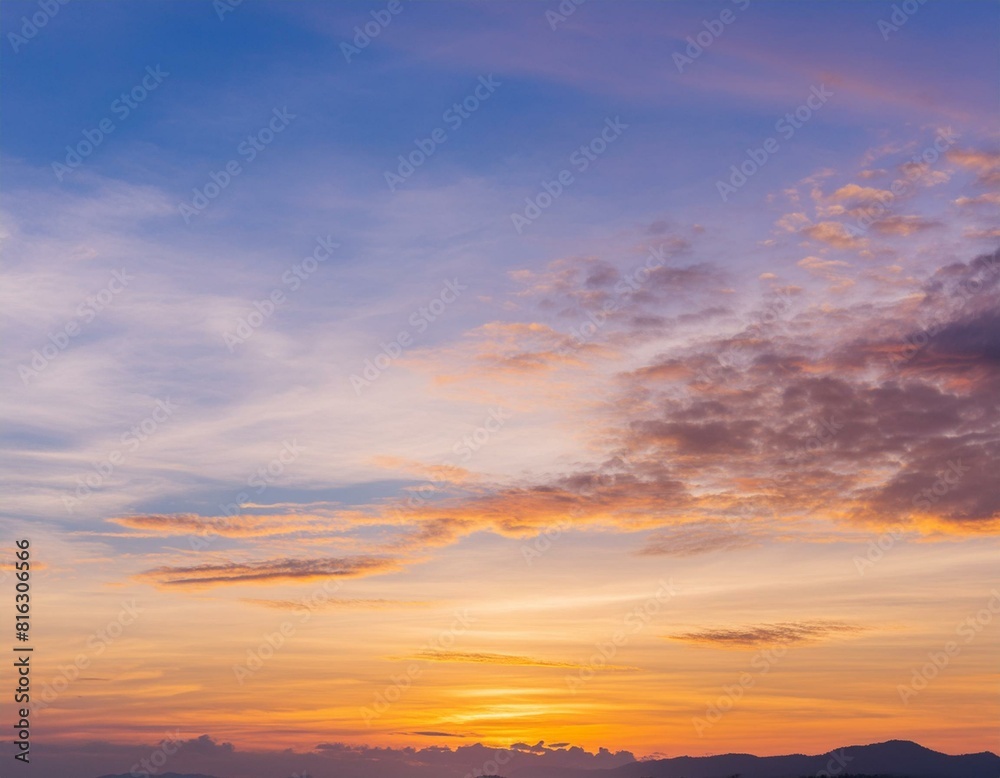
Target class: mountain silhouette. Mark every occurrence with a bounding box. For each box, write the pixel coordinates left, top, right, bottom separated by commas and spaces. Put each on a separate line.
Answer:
93, 740, 1000, 778
97, 774, 219, 778
97, 774, 220, 778
514, 740, 1000, 778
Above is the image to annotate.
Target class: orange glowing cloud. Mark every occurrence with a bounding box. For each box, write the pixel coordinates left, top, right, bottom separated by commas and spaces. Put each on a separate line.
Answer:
948, 148, 1000, 185
137, 555, 402, 588
800, 221, 864, 249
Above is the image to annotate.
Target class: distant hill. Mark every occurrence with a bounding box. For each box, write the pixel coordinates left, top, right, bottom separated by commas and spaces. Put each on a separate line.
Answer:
97, 774, 220, 778
93, 740, 1000, 778
514, 740, 1000, 778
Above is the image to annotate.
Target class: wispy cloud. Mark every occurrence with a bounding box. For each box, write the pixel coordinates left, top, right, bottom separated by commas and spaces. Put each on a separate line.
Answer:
137, 556, 402, 588
242, 597, 429, 610
669, 621, 867, 648
409, 650, 638, 670
637, 522, 762, 556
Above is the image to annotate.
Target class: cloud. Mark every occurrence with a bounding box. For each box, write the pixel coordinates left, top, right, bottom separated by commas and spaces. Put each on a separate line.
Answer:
861, 140, 916, 166
386, 517, 474, 550
242, 597, 429, 610
507, 252, 723, 327
410, 650, 638, 670
869, 214, 942, 236
829, 184, 893, 204
371, 456, 474, 484
668, 621, 866, 648
338, 249, 1000, 548
110, 513, 325, 538
954, 192, 1000, 207
797, 255, 854, 291
800, 221, 864, 249
178, 734, 236, 755
35, 733, 635, 778
637, 522, 762, 556
948, 148, 1000, 185
607, 250, 1000, 536
417, 320, 604, 385
776, 212, 811, 232
137, 555, 402, 588
964, 227, 1000, 240
898, 159, 952, 188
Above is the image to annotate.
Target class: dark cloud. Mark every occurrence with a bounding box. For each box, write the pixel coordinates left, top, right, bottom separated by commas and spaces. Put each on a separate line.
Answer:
514, 252, 724, 332
669, 621, 866, 648
110, 512, 320, 537
179, 734, 235, 755
50, 735, 635, 778
605, 250, 1000, 535
869, 214, 942, 236
138, 556, 401, 587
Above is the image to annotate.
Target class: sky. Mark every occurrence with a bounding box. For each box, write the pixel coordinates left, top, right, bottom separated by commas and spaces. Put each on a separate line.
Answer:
1, 1, 999, 776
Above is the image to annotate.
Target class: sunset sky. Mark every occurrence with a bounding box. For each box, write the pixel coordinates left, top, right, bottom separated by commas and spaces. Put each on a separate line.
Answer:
1, 1, 999, 776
